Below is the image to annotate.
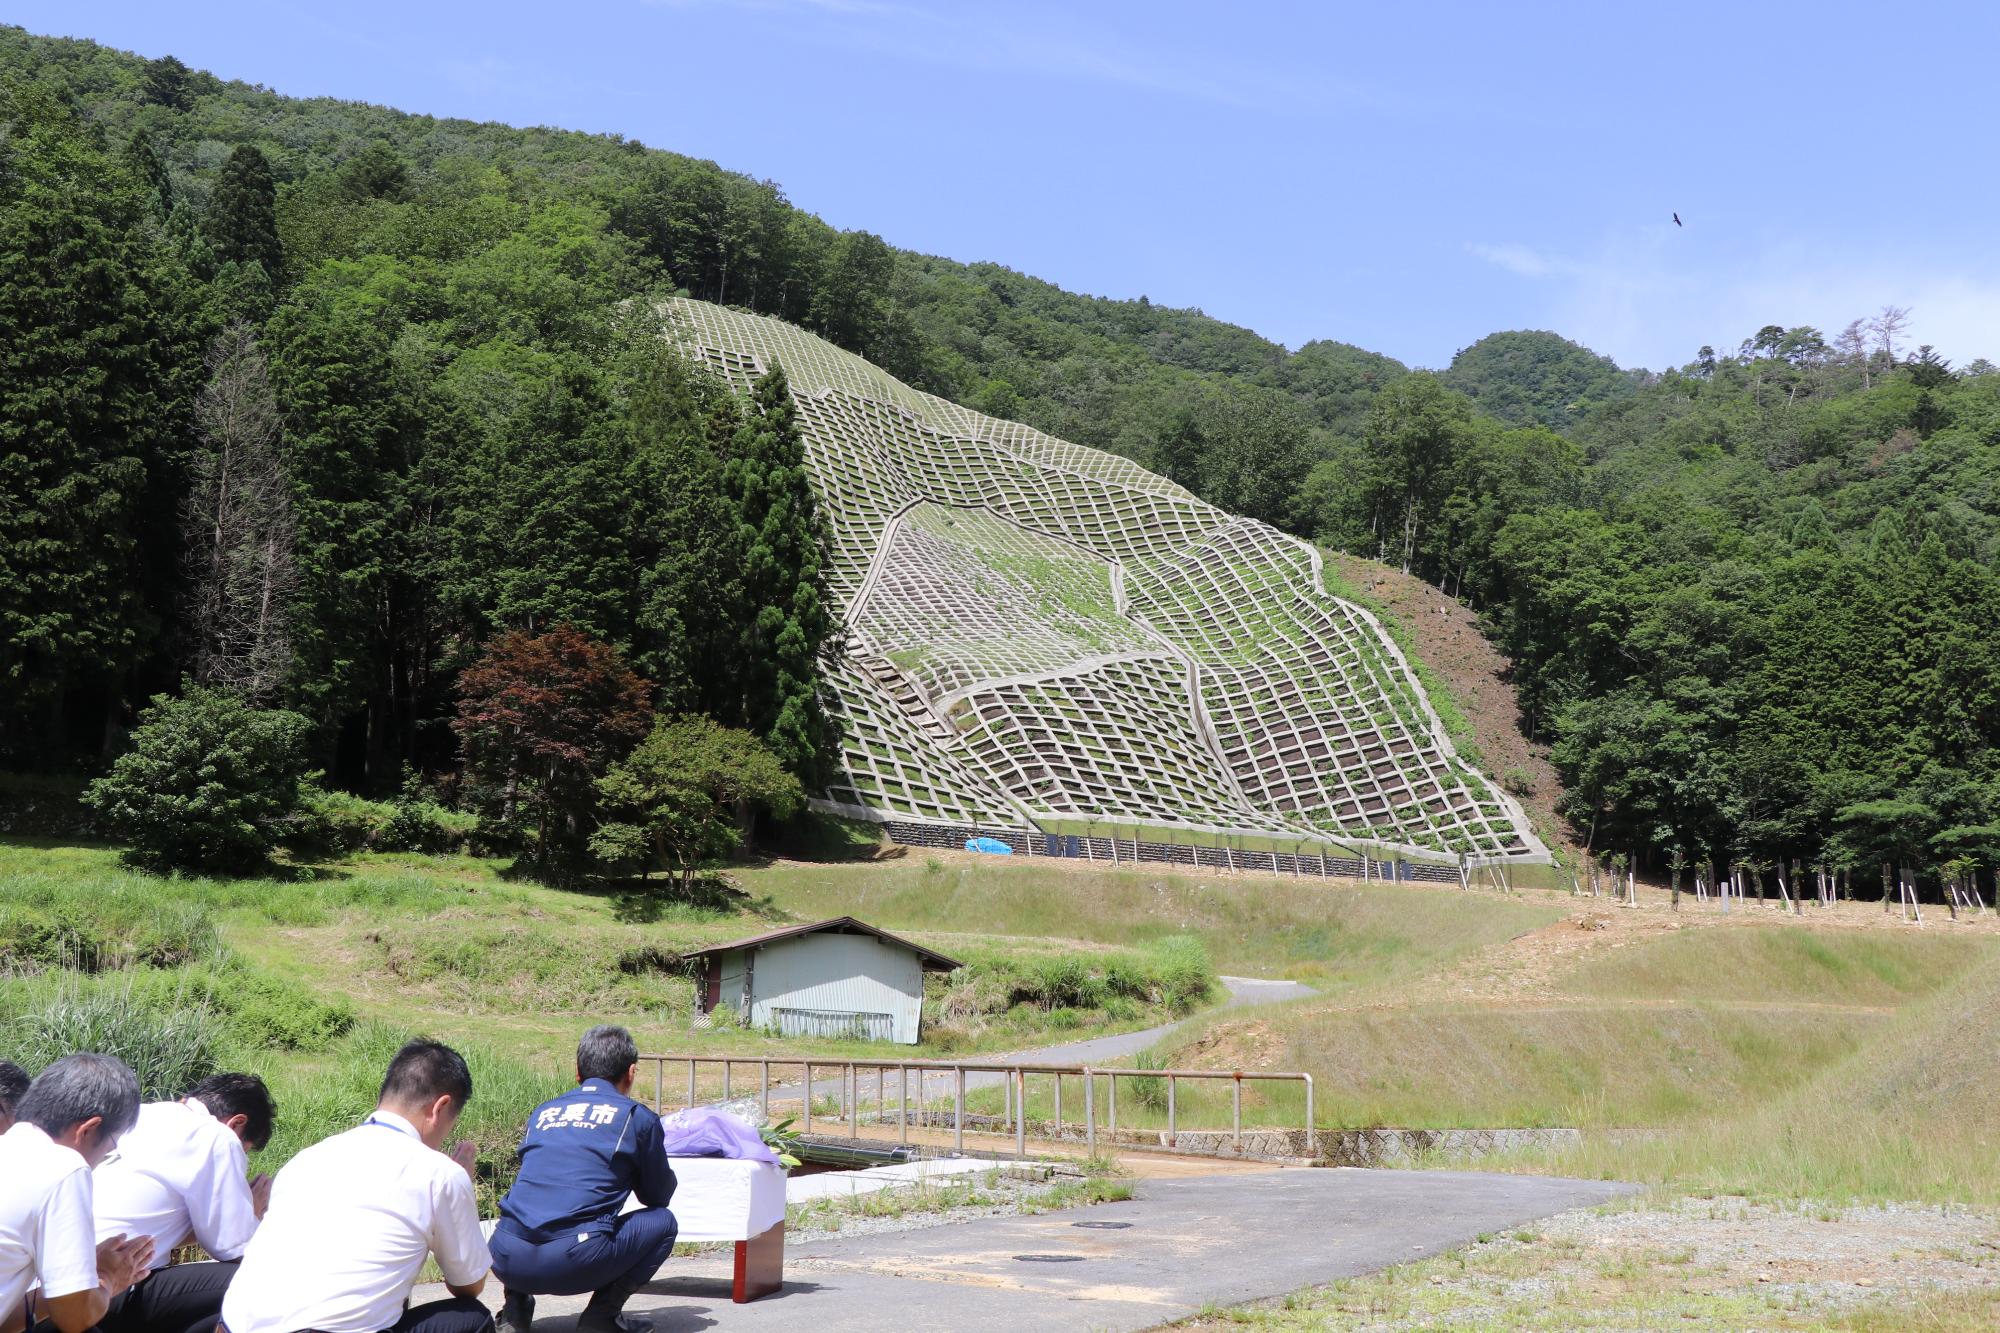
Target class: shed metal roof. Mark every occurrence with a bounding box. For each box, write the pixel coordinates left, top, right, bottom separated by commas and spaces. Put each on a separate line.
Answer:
676, 916, 962, 972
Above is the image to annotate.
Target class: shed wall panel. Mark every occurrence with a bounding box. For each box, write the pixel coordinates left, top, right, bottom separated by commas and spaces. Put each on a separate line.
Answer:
747, 934, 925, 1044
719, 952, 748, 1019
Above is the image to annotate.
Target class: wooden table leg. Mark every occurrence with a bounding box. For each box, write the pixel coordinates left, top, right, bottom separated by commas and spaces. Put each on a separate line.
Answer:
732, 1221, 784, 1303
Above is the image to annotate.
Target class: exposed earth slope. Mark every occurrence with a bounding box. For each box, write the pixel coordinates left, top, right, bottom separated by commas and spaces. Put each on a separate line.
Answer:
662, 300, 1546, 866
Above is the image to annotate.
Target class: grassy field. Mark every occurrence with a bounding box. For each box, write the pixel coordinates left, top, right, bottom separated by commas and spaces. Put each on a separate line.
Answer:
1521, 947, 2000, 1204
8, 833, 2000, 1221
739, 853, 1566, 990
1557, 926, 1994, 1007
0, 838, 1231, 1200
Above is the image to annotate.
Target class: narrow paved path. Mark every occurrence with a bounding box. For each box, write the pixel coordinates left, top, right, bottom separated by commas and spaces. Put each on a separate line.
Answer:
960, 974, 1313, 1091
454, 1167, 1635, 1331
789, 974, 1315, 1100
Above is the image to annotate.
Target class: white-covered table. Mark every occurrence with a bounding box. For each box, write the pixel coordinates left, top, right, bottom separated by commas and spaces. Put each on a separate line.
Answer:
627, 1157, 788, 1302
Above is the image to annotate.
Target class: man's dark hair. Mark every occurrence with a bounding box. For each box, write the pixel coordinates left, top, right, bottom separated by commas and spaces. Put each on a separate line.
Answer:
378, 1038, 472, 1113
187, 1072, 277, 1151
0, 1060, 28, 1116
17, 1053, 141, 1140
576, 1025, 638, 1084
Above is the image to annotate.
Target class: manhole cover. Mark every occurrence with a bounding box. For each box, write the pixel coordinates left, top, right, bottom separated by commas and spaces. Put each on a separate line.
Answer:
1071, 1221, 1132, 1230
1013, 1254, 1086, 1263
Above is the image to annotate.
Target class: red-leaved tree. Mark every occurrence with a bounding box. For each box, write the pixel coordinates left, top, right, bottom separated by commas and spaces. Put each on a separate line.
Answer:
452, 624, 652, 869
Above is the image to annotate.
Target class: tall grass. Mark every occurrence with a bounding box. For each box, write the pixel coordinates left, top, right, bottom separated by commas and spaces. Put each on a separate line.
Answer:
0, 881, 221, 972
1152, 1001, 1889, 1131
1519, 950, 2000, 1203
0, 980, 225, 1099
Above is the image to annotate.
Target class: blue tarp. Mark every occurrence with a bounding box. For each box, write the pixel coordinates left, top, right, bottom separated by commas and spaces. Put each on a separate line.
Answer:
965, 836, 1014, 855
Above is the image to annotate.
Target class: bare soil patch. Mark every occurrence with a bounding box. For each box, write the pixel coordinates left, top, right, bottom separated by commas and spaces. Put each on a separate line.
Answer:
1327, 551, 1577, 858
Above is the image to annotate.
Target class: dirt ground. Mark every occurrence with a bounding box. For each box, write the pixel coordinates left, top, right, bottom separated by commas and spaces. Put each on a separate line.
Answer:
1327, 551, 1577, 860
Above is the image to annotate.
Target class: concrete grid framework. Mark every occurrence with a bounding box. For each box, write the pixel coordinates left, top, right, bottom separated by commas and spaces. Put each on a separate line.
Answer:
659, 299, 1548, 865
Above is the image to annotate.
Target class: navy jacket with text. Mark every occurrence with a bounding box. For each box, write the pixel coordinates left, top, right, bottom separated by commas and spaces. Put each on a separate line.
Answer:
498, 1079, 677, 1240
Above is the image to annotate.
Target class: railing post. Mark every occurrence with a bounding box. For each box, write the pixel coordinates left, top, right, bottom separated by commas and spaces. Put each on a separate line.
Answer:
804, 1061, 813, 1134
899, 1065, 908, 1146
1015, 1069, 1027, 1159
1053, 1072, 1062, 1142
1083, 1069, 1096, 1157
653, 1058, 663, 1112
1108, 1073, 1117, 1140
1167, 1074, 1177, 1148
686, 1059, 696, 1110
954, 1066, 965, 1154
1231, 1074, 1241, 1151
722, 1060, 731, 1103
760, 1060, 770, 1120
1303, 1074, 1316, 1159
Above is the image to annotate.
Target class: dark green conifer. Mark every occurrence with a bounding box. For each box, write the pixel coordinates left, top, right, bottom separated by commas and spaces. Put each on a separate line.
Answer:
725, 365, 838, 779
0, 85, 203, 756
208, 145, 283, 281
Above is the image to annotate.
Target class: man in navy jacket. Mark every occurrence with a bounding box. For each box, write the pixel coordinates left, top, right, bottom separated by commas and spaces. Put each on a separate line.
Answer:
490, 1027, 677, 1333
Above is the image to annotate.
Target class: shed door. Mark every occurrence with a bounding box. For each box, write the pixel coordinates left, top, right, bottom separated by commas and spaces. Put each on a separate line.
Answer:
702, 960, 722, 1012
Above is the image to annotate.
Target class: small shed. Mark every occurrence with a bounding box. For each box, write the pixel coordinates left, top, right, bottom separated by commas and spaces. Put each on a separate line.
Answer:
681, 917, 961, 1045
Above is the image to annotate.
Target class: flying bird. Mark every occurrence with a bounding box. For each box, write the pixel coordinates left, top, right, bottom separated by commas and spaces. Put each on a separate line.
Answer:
1673, 212, 1683, 227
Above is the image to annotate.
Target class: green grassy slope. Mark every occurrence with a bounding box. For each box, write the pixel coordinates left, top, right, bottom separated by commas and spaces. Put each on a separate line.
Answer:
742, 856, 1561, 990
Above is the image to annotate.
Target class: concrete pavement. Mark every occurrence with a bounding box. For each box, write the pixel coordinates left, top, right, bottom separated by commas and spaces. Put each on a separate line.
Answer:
453, 1166, 1634, 1331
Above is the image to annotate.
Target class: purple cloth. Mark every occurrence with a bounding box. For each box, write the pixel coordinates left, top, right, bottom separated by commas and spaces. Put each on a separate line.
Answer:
657, 1106, 780, 1164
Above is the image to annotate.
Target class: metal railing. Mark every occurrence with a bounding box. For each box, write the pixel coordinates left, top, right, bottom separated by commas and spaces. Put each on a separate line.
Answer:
637, 1054, 1316, 1160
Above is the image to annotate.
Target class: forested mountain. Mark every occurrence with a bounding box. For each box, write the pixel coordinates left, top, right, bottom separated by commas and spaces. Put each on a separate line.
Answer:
1441, 330, 1637, 433
5, 25, 1999, 892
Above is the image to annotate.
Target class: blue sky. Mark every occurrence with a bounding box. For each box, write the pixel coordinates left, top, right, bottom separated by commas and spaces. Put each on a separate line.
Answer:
20, 1, 2000, 370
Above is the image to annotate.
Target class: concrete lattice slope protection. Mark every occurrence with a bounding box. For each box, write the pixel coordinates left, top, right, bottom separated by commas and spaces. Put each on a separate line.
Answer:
661, 299, 1548, 865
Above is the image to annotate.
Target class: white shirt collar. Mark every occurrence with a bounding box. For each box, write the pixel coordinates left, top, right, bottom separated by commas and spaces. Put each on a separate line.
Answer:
363, 1109, 422, 1140
6, 1120, 84, 1164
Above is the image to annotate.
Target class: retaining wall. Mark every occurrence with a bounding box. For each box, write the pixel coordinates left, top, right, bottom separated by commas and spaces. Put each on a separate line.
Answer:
879, 819, 1467, 885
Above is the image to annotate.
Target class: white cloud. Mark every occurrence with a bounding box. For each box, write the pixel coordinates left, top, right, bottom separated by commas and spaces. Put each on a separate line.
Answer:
1466, 242, 1556, 279
633, 0, 1382, 114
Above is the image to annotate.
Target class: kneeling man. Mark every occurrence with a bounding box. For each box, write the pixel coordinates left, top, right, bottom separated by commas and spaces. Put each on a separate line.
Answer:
222, 1040, 491, 1333
489, 1026, 677, 1333
91, 1071, 276, 1333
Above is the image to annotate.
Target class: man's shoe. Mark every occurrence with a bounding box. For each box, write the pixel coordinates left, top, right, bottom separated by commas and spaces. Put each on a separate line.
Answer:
577, 1275, 650, 1333
498, 1289, 535, 1333
575, 1314, 649, 1333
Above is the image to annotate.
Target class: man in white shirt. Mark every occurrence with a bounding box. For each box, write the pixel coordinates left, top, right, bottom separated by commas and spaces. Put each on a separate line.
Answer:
91, 1073, 277, 1333
0, 1061, 27, 1134
221, 1040, 493, 1333
0, 1056, 153, 1333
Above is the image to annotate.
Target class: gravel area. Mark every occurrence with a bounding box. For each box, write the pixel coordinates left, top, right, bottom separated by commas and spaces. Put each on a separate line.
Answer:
1182, 1194, 2000, 1330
